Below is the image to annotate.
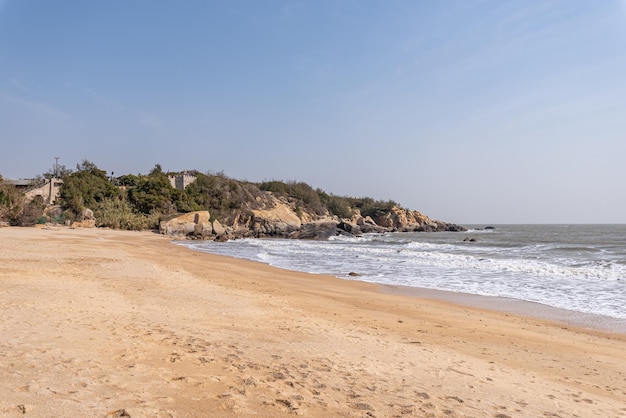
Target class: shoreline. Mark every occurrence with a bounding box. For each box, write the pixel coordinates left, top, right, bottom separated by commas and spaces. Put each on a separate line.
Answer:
1, 226, 625, 417
178, 238, 626, 335
378, 283, 626, 335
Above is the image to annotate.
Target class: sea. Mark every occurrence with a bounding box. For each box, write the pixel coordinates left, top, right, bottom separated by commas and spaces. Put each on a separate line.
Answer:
178, 224, 626, 326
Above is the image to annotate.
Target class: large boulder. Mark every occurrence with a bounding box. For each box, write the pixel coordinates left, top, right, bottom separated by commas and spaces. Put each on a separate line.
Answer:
71, 219, 96, 228
359, 222, 389, 234
337, 221, 361, 236
159, 211, 212, 237
70, 207, 96, 228
70, 207, 97, 228
289, 221, 341, 240
212, 219, 226, 236
82, 208, 95, 220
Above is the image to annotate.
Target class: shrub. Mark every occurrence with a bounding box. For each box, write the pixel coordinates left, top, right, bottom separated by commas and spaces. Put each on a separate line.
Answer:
0, 177, 24, 225
117, 174, 139, 187
326, 195, 353, 219
352, 198, 398, 219
259, 180, 326, 215
59, 160, 120, 217
94, 197, 160, 230
17, 195, 46, 226
180, 172, 264, 218
127, 164, 176, 214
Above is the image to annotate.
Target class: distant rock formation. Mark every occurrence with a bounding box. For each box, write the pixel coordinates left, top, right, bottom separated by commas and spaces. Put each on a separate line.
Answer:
373, 206, 464, 232
160, 202, 465, 241
248, 198, 302, 236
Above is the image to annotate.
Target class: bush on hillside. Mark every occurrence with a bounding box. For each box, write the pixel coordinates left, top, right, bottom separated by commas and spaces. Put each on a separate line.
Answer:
127, 164, 176, 214
181, 172, 264, 218
0, 177, 24, 224
325, 195, 353, 219
347, 197, 398, 219
59, 160, 120, 219
117, 174, 139, 187
259, 180, 326, 215
17, 195, 46, 226
94, 196, 161, 230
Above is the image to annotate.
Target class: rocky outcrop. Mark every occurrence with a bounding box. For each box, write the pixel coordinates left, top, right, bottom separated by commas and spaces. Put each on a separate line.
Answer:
159, 211, 216, 239
159, 203, 464, 240
354, 214, 387, 234
337, 221, 361, 236
219, 194, 304, 238
373, 206, 464, 232
248, 198, 302, 236
159, 198, 304, 240
289, 221, 350, 240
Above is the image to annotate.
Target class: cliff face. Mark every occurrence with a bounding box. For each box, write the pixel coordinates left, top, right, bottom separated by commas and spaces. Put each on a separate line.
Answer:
160, 193, 465, 240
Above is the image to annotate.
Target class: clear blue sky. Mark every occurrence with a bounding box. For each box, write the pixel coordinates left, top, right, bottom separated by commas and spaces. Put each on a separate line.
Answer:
1, 0, 625, 224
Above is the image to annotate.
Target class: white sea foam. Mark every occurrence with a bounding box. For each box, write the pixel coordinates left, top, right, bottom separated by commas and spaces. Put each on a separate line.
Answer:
177, 225, 626, 319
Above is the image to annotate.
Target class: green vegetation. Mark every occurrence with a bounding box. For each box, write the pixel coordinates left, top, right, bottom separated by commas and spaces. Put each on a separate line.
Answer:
1, 161, 404, 231
259, 180, 326, 215
19, 195, 47, 226
0, 177, 47, 226
43, 164, 73, 179
60, 160, 120, 220
0, 176, 25, 225
127, 164, 176, 215
117, 174, 139, 187
93, 197, 161, 230
344, 197, 397, 219
258, 180, 396, 220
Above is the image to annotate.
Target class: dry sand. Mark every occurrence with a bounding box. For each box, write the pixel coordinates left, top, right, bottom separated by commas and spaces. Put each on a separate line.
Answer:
0, 227, 625, 418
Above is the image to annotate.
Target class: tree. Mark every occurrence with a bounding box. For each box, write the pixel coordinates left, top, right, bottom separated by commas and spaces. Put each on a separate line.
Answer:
44, 165, 72, 179
127, 164, 176, 214
0, 177, 24, 224
117, 174, 139, 187
59, 160, 119, 218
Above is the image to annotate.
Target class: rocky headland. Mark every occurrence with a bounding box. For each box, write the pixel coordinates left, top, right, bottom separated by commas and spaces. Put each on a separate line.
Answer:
2, 163, 465, 238
159, 193, 465, 241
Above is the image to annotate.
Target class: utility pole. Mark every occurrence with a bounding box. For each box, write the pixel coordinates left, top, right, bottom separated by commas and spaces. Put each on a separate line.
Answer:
54, 157, 60, 178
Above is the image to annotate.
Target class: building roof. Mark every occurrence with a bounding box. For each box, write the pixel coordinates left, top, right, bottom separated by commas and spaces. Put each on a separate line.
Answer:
6, 179, 34, 187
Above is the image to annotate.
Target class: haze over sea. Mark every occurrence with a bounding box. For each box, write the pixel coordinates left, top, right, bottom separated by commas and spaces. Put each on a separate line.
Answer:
180, 224, 626, 322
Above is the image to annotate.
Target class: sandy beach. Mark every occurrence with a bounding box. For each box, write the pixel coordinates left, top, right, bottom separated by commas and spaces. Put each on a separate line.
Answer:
1, 227, 625, 417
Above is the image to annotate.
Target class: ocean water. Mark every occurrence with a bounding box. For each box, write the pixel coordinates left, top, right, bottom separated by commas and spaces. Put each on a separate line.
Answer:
178, 224, 626, 320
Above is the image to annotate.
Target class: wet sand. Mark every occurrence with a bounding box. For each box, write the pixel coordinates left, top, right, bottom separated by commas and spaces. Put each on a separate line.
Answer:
1, 227, 625, 417
380, 285, 626, 334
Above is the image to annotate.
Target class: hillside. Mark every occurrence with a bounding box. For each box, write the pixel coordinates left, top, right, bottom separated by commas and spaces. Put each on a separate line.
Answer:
1, 162, 465, 238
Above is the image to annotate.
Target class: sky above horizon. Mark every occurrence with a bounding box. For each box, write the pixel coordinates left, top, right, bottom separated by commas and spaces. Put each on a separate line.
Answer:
1, 1, 625, 224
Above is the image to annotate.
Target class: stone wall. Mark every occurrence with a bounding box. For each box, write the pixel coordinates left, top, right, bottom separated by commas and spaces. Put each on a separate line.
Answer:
168, 174, 196, 190
23, 178, 63, 205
